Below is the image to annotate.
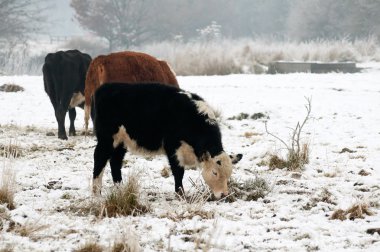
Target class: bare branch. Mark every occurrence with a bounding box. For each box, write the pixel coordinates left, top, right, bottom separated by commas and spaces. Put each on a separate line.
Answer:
264, 121, 290, 150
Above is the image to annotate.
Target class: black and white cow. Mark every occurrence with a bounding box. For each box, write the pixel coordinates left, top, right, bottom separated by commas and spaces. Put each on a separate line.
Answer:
42, 49, 91, 140
92, 83, 242, 199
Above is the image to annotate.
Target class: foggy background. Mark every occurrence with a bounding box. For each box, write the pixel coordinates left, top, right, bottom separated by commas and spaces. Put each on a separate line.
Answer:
1, 0, 380, 75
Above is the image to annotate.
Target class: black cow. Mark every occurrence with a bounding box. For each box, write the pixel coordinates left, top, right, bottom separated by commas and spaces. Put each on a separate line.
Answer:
42, 49, 92, 140
92, 83, 242, 199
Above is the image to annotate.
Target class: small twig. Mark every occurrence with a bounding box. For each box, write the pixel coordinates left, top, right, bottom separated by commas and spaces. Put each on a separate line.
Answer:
264, 121, 290, 150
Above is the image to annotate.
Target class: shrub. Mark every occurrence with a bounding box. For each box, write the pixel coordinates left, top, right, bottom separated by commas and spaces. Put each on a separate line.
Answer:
265, 97, 311, 171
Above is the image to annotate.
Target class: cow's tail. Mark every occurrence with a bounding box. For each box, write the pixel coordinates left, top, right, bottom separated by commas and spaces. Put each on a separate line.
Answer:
84, 103, 90, 135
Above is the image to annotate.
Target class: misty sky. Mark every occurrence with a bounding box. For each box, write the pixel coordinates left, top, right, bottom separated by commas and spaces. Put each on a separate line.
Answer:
45, 0, 84, 36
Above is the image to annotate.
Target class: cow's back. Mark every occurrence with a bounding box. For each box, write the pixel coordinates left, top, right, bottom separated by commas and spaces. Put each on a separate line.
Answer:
84, 51, 180, 130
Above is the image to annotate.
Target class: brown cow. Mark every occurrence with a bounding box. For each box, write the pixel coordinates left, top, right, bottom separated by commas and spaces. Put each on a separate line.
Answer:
84, 51, 179, 131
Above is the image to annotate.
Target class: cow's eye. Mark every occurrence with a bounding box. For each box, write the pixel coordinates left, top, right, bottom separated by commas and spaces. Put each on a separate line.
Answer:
212, 170, 218, 176
216, 160, 222, 166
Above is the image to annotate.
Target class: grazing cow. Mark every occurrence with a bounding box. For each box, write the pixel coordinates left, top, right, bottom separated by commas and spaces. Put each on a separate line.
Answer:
84, 51, 179, 131
92, 83, 242, 199
43, 49, 91, 140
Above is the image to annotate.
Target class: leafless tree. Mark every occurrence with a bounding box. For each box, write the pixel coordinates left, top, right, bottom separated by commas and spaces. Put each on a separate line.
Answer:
0, 0, 47, 41
71, 0, 158, 51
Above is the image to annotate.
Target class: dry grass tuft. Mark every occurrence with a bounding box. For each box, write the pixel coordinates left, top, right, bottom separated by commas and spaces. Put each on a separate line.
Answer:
268, 155, 288, 170
330, 203, 373, 221
0, 84, 24, 92
346, 203, 373, 220
0, 141, 22, 158
74, 242, 103, 252
0, 168, 16, 210
68, 198, 102, 217
12, 221, 49, 239
111, 231, 141, 252
101, 174, 149, 217
228, 112, 250, 121
304, 188, 336, 210
161, 166, 171, 178
228, 176, 271, 202
330, 209, 347, 221
162, 178, 214, 221
265, 98, 312, 171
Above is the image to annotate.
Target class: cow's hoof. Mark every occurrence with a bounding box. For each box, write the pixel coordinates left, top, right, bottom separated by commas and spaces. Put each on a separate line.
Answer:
58, 135, 68, 140
69, 131, 76, 136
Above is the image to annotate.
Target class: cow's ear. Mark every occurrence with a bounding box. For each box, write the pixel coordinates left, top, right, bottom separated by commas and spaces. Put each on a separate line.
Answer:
200, 152, 211, 162
230, 153, 243, 164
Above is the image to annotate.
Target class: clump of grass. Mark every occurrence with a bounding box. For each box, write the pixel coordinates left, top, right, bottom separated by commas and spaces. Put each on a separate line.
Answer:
161, 166, 171, 178
111, 230, 141, 252
0, 141, 22, 158
0, 168, 16, 210
303, 188, 336, 210
330, 203, 373, 221
162, 178, 214, 221
268, 154, 288, 170
265, 97, 311, 171
251, 112, 267, 120
12, 221, 49, 239
68, 198, 102, 217
101, 174, 149, 217
0, 84, 24, 92
228, 112, 250, 121
228, 176, 271, 202
74, 242, 103, 252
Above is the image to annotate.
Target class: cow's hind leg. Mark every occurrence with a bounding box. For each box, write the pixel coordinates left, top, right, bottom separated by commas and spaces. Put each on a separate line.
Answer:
93, 139, 113, 195
109, 144, 126, 184
55, 108, 68, 140
68, 108, 76, 136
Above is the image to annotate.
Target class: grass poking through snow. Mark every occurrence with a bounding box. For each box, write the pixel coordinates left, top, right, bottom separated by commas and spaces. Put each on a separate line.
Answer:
330, 203, 374, 221
228, 176, 271, 202
0, 167, 16, 210
101, 173, 150, 217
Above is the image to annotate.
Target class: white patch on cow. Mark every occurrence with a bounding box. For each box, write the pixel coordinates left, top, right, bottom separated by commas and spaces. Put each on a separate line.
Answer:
92, 169, 104, 195
194, 100, 217, 124
175, 141, 198, 169
179, 91, 192, 99
69, 92, 85, 108
113, 125, 165, 156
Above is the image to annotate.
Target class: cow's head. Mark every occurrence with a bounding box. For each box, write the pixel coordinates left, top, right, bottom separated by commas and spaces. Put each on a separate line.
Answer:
200, 152, 242, 199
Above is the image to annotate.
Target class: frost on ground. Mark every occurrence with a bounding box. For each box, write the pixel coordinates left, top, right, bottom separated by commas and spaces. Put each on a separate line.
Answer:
0, 66, 380, 251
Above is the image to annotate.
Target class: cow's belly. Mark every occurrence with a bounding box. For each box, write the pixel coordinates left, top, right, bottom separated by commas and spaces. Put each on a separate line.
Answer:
69, 92, 85, 108
113, 125, 165, 156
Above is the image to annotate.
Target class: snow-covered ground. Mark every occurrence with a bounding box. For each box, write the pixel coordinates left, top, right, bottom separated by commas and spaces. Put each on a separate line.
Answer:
0, 65, 380, 251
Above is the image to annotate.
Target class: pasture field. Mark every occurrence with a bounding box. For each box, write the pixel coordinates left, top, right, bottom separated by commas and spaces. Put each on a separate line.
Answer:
0, 66, 380, 251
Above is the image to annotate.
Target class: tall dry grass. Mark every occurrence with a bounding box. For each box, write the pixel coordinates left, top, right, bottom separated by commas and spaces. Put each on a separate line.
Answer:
138, 37, 380, 75
1, 37, 380, 75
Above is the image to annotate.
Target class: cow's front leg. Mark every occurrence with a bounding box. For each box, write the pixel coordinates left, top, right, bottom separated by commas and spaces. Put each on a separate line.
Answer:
93, 139, 112, 195
68, 108, 76, 136
167, 152, 185, 196
109, 144, 127, 184
55, 108, 67, 140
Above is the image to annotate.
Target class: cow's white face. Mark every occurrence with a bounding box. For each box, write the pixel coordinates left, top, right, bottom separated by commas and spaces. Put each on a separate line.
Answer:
200, 152, 233, 199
